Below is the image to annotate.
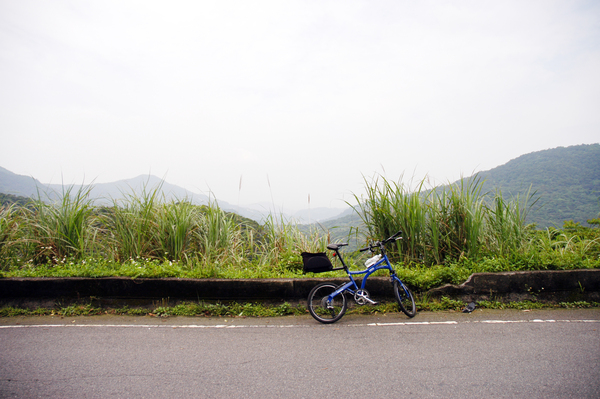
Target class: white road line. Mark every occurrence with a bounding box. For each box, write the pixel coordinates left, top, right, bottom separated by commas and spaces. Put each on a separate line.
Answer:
367, 321, 459, 326
1, 319, 599, 329
370, 319, 600, 326
0, 324, 302, 329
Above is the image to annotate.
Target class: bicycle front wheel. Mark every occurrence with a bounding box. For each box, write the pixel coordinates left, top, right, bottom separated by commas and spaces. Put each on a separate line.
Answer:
307, 283, 347, 324
393, 279, 416, 318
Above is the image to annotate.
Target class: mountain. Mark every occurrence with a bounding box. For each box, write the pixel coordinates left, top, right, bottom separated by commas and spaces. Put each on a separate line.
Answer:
317, 144, 600, 234
476, 144, 600, 227
0, 169, 210, 206
0, 166, 44, 198
66, 175, 212, 207
0, 167, 347, 222
2, 144, 598, 227
291, 207, 348, 223
218, 202, 347, 223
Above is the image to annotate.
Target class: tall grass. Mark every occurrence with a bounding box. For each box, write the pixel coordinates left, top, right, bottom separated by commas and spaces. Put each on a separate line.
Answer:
0, 178, 597, 279
352, 175, 536, 265
485, 188, 536, 258
157, 201, 200, 261
105, 184, 243, 264
0, 204, 19, 265
23, 185, 97, 263
0, 180, 250, 267
353, 176, 427, 262
428, 178, 486, 263
257, 215, 329, 271
106, 184, 163, 261
195, 202, 246, 266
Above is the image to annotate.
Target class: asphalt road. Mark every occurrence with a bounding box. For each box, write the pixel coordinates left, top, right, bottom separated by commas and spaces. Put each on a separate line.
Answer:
1, 309, 599, 398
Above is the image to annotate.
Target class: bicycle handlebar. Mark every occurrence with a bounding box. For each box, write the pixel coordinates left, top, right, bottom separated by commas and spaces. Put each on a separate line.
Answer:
359, 231, 402, 252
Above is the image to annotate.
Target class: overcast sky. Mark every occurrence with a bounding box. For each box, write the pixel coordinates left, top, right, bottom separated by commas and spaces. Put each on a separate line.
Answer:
1, 1, 599, 211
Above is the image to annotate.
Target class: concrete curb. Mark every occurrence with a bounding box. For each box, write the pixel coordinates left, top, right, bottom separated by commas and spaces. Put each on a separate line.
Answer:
0, 277, 386, 301
427, 269, 600, 302
0, 269, 598, 306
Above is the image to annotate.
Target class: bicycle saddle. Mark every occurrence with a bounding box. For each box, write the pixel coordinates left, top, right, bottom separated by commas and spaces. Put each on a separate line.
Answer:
327, 243, 348, 250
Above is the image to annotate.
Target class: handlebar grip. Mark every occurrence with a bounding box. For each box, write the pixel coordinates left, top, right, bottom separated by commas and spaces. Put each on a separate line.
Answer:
383, 231, 403, 244
361, 233, 402, 251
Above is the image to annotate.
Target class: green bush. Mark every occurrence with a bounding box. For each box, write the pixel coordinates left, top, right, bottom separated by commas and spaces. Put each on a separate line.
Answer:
0, 179, 598, 282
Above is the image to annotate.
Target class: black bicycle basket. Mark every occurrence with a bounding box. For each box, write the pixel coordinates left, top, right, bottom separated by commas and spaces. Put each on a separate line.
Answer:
301, 252, 333, 273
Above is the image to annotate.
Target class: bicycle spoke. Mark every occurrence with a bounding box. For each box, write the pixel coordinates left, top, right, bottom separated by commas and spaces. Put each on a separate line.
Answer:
307, 283, 347, 324
394, 279, 416, 318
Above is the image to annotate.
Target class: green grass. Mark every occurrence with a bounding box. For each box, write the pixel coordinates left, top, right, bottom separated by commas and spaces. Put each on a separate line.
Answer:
2, 298, 598, 318
351, 174, 543, 265
0, 203, 19, 264
0, 302, 308, 318
20, 185, 98, 263
0, 182, 333, 275
0, 179, 598, 284
1, 248, 598, 284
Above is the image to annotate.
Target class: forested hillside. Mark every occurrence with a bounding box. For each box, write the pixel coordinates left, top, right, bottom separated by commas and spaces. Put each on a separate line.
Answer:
477, 144, 599, 227
0, 193, 30, 207
305, 144, 600, 239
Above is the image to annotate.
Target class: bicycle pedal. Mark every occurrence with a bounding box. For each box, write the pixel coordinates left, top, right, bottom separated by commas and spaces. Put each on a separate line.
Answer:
362, 297, 378, 305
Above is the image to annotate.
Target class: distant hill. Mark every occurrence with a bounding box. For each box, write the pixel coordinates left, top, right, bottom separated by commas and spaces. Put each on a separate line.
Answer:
0, 167, 347, 222
0, 168, 211, 206
477, 144, 600, 228
2, 144, 598, 228
315, 144, 600, 237
0, 166, 44, 198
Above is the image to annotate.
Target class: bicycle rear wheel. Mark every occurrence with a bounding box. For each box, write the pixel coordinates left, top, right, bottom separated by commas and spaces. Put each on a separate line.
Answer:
307, 282, 347, 324
393, 279, 416, 318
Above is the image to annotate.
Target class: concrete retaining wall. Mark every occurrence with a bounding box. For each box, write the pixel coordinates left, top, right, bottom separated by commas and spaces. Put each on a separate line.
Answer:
427, 269, 600, 302
0, 277, 388, 302
0, 269, 598, 307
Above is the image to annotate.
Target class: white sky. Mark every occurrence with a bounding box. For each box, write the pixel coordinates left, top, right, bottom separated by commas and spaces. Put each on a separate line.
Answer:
1, 0, 599, 211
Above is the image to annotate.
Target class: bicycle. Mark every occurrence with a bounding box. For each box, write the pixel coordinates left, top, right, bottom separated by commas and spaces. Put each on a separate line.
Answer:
301, 231, 416, 324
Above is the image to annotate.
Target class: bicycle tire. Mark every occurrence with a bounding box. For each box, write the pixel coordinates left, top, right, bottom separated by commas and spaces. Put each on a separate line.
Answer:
307, 282, 347, 324
393, 279, 416, 318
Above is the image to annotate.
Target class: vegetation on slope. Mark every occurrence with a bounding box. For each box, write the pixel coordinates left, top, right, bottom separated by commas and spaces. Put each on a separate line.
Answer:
477, 144, 600, 227
0, 177, 598, 292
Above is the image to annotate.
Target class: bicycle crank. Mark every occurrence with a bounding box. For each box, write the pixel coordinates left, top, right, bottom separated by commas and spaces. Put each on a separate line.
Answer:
355, 289, 378, 305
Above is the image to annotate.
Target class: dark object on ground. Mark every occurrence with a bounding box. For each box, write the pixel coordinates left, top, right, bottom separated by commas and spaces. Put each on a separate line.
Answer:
462, 302, 476, 313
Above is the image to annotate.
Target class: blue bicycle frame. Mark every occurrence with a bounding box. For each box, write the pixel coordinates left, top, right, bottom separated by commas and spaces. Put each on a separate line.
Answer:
307, 231, 416, 323
327, 245, 405, 302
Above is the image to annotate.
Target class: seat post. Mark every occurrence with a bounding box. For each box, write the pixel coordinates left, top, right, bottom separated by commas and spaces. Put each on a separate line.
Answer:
335, 249, 349, 271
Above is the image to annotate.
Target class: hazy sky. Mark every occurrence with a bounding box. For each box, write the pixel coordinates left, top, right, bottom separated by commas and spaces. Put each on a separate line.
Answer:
1, 1, 599, 211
